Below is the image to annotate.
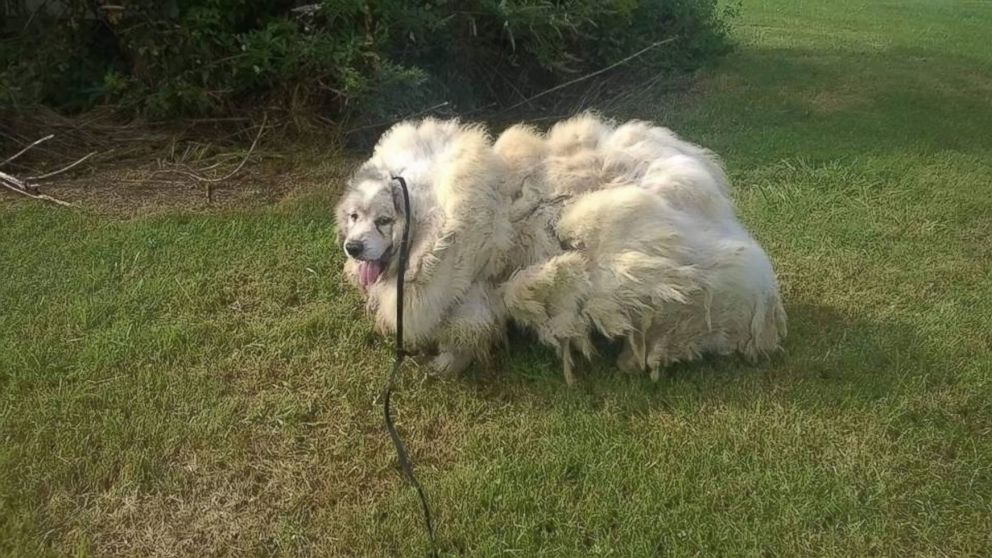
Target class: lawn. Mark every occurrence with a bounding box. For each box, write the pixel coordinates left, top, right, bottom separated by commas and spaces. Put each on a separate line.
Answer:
2, 0, 991, 555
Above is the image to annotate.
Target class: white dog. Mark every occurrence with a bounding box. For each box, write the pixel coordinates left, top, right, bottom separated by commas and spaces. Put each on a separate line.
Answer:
336, 114, 786, 383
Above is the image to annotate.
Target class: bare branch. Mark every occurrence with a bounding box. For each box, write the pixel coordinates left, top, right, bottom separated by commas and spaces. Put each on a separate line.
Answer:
0, 134, 55, 168
0, 171, 74, 207
156, 114, 268, 183
497, 37, 677, 114
27, 151, 98, 181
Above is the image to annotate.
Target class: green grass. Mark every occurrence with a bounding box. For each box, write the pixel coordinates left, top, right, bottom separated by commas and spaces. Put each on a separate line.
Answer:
3, 0, 992, 555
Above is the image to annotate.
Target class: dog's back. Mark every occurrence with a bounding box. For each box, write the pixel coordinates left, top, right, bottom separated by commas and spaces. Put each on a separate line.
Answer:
499, 114, 786, 381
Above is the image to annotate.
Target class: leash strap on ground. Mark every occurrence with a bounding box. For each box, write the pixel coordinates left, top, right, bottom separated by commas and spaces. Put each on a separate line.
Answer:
382, 175, 438, 557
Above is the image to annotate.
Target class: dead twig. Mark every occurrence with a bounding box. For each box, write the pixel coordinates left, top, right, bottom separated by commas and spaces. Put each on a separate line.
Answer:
496, 37, 677, 114
0, 134, 55, 168
27, 151, 98, 180
0, 132, 93, 207
154, 113, 268, 183
147, 114, 268, 204
0, 170, 74, 207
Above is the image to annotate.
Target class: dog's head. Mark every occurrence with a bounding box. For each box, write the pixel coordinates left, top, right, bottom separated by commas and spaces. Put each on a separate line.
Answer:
335, 166, 407, 291
335, 118, 482, 292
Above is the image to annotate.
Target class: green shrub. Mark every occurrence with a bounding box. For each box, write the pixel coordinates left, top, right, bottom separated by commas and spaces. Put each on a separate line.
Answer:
0, 1, 735, 121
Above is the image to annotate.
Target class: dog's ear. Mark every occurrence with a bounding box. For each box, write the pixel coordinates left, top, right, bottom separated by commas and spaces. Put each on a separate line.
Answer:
390, 179, 408, 218
333, 197, 349, 245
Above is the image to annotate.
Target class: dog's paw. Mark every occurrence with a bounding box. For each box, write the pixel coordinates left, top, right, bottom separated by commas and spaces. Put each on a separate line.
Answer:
429, 351, 472, 377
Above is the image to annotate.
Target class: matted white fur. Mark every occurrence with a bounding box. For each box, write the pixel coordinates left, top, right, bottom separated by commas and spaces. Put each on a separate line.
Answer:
336, 113, 786, 383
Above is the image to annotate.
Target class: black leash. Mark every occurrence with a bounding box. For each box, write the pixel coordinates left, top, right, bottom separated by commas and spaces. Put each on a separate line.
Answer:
383, 175, 438, 557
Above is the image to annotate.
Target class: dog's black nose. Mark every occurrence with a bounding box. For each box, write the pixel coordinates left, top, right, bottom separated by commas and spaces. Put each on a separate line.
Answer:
345, 241, 364, 258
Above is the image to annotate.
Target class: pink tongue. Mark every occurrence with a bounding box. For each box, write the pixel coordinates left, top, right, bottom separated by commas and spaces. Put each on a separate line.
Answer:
358, 260, 385, 289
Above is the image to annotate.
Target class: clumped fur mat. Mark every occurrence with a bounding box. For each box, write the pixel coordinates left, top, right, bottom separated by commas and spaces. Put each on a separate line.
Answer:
3, 0, 992, 555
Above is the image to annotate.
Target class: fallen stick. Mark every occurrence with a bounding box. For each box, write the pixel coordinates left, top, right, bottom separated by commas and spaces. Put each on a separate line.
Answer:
0, 132, 102, 207
149, 115, 267, 203
155, 113, 267, 183
0, 171, 74, 207
27, 151, 98, 180
0, 134, 55, 168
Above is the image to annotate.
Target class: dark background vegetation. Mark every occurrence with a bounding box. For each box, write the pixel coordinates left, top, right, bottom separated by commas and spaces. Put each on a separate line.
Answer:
1, 0, 734, 127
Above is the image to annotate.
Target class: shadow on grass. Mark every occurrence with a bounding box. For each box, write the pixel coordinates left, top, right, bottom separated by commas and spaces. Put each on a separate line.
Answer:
458, 302, 942, 414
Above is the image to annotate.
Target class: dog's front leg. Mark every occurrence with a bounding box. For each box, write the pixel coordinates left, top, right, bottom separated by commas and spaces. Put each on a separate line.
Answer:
429, 348, 473, 377
428, 284, 500, 378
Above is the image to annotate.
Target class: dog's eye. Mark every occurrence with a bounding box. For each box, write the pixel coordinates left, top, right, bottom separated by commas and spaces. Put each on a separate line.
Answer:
375, 217, 393, 227
349, 213, 358, 221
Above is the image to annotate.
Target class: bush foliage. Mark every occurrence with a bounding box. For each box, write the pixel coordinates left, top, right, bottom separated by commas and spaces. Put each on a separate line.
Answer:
0, 1, 734, 121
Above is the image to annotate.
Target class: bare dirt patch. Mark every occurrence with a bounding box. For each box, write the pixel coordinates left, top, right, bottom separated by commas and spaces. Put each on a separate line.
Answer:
1, 150, 359, 217
1, 111, 359, 217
